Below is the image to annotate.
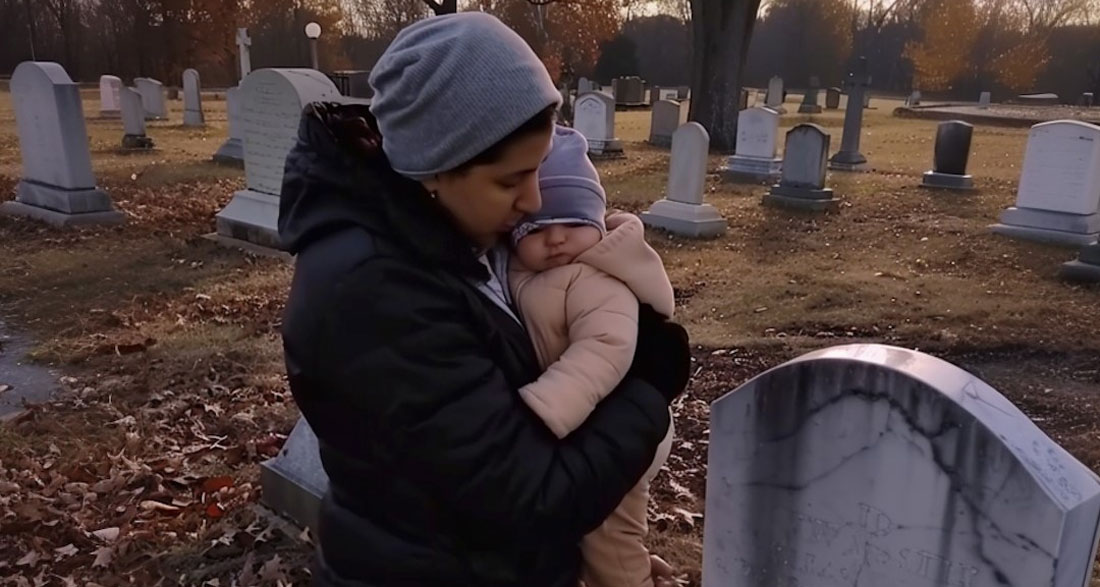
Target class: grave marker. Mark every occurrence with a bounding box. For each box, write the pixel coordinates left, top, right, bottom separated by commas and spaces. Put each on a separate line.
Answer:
765, 76, 786, 114
703, 344, 1100, 587
1, 62, 123, 226
921, 120, 974, 190
134, 77, 167, 120
641, 123, 726, 238
213, 87, 245, 166
979, 91, 992, 109
99, 75, 121, 117
906, 90, 921, 107
991, 120, 1100, 245
825, 87, 841, 109
573, 92, 623, 158
763, 123, 837, 211
724, 107, 782, 183
120, 87, 154, 150
798, 76, 822, 114
236, 28, 252, 82
212, 69, 340, 251
261, 418, 328, 532
829, 57, 871, 172
649, 100, 686, 147
182, 68, 205, 127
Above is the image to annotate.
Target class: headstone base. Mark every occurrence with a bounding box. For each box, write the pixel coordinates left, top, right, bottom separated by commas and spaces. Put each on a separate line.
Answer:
648, 135, 672, 148
121, 134, 155, 150
991, 207, 1100, 247
214, 190, 282, 251
1061, 254, 1100, 282
212, 138, 245, 167
921, 171, 974, 191
763, 185, 838, 212
99, 110, 121, 119
588, 138, 624, 158
724, 155, 782, 183
768, 106, 788, 115
15, 180, 116, 215
798, 104, 822, 114
183, 111, 204, 127
260, 418, 327, 532
641, 199, 727, 238
143, 113, 167, 121
828, 154, 869, 172
1, 201, 125, 227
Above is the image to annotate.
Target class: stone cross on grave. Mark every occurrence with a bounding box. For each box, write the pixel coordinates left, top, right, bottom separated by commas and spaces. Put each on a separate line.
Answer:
236, 28, 252, 82
829, 56, 872, 171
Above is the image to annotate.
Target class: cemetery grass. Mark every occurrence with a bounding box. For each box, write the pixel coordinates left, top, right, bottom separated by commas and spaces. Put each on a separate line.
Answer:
0, 92, 1098, 585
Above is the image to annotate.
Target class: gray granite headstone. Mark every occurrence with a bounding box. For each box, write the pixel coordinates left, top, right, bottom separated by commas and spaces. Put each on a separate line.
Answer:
991, 120, 1100, 246
212, 68, 340, 251
120, 87, 154, 150
1061, 240, 1100, 281
1, 62, 123, 226
134, 77, 167, 120
724, 107, 782, 183
826, 87, 841, 109
612, 76, 645, 106
642, 122, 726, 238
766, 76, 786, 114
574, 92, 623, 158
829, 57, 871, 172
99, 75, 122, 117
922, 120, 974, 190
260, 417, 328, 532
182, 68, 204, 127
764, 123, 837, 211
1081, 92, 1095, 107
213, 86, 245, 166
649, 99, 686, 147
905, 90, 921, 107
798, 76, 822, 114
979, 91, 992, 109
703, 344, 1100, 587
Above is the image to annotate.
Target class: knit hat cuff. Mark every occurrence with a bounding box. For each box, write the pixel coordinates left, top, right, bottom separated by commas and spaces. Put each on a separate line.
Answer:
511, 217, 606, 247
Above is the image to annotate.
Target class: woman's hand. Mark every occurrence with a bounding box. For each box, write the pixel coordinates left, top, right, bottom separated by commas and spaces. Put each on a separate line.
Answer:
629, 303, 692, 404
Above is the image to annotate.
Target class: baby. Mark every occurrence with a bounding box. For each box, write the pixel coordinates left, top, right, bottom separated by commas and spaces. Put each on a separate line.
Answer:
509, 125, 676, 587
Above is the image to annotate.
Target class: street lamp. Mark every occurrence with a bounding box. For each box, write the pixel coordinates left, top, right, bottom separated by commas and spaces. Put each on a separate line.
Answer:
305, 22, 322, 70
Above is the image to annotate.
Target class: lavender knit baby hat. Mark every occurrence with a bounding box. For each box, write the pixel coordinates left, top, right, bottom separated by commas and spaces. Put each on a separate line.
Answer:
512, 125, 607, 245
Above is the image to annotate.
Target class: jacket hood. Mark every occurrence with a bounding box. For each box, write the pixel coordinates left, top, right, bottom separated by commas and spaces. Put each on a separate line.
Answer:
278, 102, 487, 280
575, 213, 675, 318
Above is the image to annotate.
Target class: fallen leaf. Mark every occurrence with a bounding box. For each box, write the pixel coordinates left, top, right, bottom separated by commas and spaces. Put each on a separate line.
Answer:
201, 476, 234, 494
258, 555, 287, 583
15, 551, 40, 567
91, 527, 120, 543
139, 500, 180, 513
0, 384, 11, 394
205, 503, 225, 518
0, 480, 21, 494
54, 544, 78, 558
92, 546, 114, 568
57, 576, 77, 587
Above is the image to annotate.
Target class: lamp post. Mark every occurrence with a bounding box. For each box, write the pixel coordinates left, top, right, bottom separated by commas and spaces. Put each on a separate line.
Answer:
305, 22, 321, 70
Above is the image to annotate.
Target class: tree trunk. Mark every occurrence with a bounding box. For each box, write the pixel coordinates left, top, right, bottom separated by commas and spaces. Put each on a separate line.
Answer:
688, 0, 761, 152
424, 0, 458, 15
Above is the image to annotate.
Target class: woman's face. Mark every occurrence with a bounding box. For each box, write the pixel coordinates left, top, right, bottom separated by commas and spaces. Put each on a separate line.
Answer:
424, 127, 553, 249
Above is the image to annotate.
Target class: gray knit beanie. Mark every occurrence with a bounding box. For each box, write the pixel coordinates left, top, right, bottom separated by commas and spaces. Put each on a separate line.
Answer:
512, 126, 606, 245
368, 12, 562, 180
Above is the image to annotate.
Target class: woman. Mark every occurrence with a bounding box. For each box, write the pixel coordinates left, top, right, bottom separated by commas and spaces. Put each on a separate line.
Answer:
278, 12, 691, 587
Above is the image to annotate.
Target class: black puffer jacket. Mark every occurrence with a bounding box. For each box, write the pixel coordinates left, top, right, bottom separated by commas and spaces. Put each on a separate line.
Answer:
278, 103, 671, 587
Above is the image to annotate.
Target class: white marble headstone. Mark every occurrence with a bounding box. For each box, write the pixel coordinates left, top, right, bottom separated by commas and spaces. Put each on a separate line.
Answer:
99, 75, 122, 116
182, 68, 204, 127
214, 68, 340, 249
979, 91, 991, 108
703, 344, 1100, 587
3, 61, 120, 225
120, 87, 146, 136
736, 107, 780, 159
574, 92, 615, 143
11, 62, 96, 190
667, 122, 709, 205
241, 69, 339, 196
134, 77, 167, 119
649, 100, 686, 146
1014, 120, 1100, 215
780, 124, 830, 189
766, 76, 784, 109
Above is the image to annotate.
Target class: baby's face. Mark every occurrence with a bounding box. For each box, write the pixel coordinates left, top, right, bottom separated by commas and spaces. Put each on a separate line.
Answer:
515, 223, 602, 271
